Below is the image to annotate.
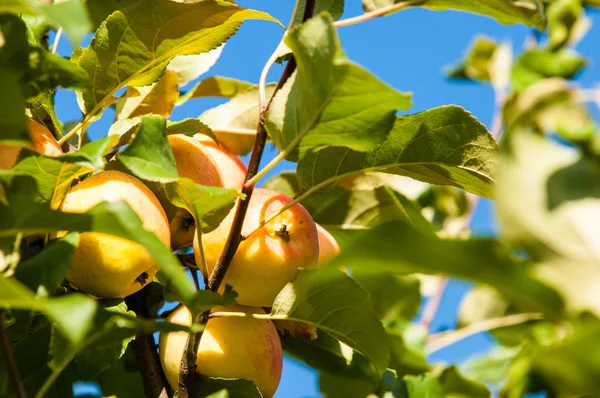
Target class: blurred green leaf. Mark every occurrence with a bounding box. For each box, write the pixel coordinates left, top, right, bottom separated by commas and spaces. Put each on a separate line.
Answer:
319, 353, 380, 398
393, 366, 490, 397
281, 330, 349, 374
547, 0, 583, 50
297, 105, 499, 198
267, 13, 411, 160
363, 0, 545, 29
116, 70, 179, 120
118, 115, 179, 183
164, 178, 241, 234
179, 76, 254, 105
92, 345, 145, 398
291, 0, 344, 27
328, 221, 564, 317
512, 48, 586, 92
77, 0, 278, 114
188, 286, 238, 315
272, 268, 390, 374
446, 36, 497, 81
462, 346, 522, 385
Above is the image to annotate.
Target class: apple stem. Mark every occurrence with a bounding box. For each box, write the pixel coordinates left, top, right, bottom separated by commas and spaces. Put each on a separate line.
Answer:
125, 291, 171, 398
176, 2, 318, 397
0, 311, 27, 398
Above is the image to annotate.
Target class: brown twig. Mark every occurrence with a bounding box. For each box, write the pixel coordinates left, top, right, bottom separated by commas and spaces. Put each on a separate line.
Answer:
125, 290, 170, 398
0, 311, 27, 398
176, 1, 318, 397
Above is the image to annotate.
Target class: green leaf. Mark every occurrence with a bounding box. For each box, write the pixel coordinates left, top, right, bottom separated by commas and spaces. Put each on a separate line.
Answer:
92, 346, 145, 398
512, 48, 587, 92
394, 366, 490, 397
12, 137, 115, 208
446, 36, 497, 82
363, 0, 546, 29
178, 76, 254, 104
497, 132, 600, 264
0, 275, 97, 345
77, 0, 279, 114
36, 0, 92, 46
167, 119, 217, 142
188, 286, 238, 314
264, 171, 300, 198
266, 13, 411, 160
15, 232, 79, 297
319, 353, 380, 398
116, 69, 180, 120
291, 0, 345, 27
164, 178, 241, 234
193, 376, 263, 398
328, 221, 564, 317
387, 325, 430, 377
168, 46, 224, 86
297, 105, 499, 198
462, 346, 522, 385
118, 115, 179, 183
281, 330, 349, 374
0, 14, 29, 145
199, 84, 273, 156
0, 176, 196, 304
272, 268, 390, 374
84, 0, 139, 31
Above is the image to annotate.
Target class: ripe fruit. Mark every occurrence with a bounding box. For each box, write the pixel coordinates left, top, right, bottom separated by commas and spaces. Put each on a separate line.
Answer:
159, 304, 283, 397
194, 188, 319, 307
316, 224, 340, 265
0, 118, 62, 169
60, 170, 170, 298
168, 134, 246, 249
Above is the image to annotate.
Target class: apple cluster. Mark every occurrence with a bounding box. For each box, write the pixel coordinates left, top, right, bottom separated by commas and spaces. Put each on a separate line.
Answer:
1, 120, 341, 397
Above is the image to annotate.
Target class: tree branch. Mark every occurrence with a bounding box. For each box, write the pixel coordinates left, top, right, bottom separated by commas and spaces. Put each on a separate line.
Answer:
0, 311, 27, 398
176, 2, 318, 397
125, 290, 170, 398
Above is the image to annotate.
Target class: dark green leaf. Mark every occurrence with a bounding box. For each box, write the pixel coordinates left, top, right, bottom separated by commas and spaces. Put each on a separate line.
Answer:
77, 0, 278, 114
267, 14, 411, 160
272, 268, 390, 374
15, 232, 79, 297
512, 48, 587, 92
363, 0, 545, 29
319, 353, 380, 398
328, 221, 564, 318
281, 330, 349, 374
93, 345, 145, 398
188, 286, 238, 314
291, 0, 345, 27
167, 119, 216, 142
388, 326, 430, 377
297, 106, 499, 198
84, 0, 139, 31
118, 115, 179, 183
193, 376, 263, 398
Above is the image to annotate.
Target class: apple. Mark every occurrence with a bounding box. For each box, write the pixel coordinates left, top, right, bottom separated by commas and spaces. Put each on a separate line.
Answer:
168, 134, 247, 249
60, 170, 170, 298
0, 118, 62, 169
194, 188, 319, 307
316, 224, 340, 265
159, 304, 283, 398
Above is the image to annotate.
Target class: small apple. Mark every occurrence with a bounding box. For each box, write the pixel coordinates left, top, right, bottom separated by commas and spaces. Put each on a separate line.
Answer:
159, 304, 283, 398
168, 134, 247, 249
0, 118, 62, 170
60, 170, 170, 298
194, 188, 319, 307
316, 224, 340, 265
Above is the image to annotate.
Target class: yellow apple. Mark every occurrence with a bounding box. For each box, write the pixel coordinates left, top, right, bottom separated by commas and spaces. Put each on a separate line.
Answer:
159, 304, 283, 398
194, 188, 319, 307
169, 134, 247, 249
316, 224, 340, 265
0, 118, 62, 169
60, 170, 170, 298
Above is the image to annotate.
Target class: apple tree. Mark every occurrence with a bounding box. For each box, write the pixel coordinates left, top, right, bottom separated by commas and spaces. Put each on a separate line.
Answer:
1, 0, 600, 397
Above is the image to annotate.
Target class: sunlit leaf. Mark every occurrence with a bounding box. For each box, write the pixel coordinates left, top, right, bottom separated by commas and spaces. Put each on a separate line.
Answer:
116, 70, 180, 120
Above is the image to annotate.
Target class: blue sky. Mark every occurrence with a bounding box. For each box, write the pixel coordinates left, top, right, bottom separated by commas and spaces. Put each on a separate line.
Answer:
53, 2, 600, 397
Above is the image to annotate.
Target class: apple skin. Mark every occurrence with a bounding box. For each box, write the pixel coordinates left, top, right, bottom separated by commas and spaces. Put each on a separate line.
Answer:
168, 134, 247, 249
60, 170, 170, 298
159, 304, 283, 398
0, 118, 62, 169
316, 224, 341, 265
194, 188, 319, 307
